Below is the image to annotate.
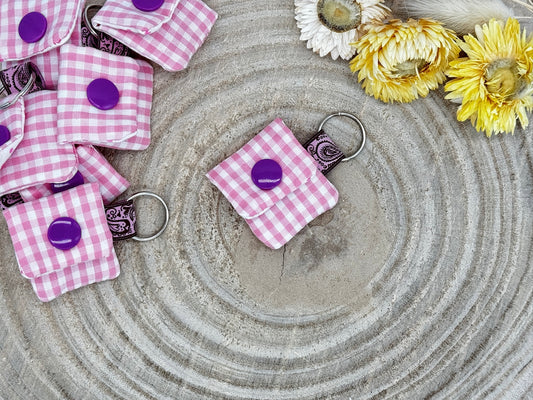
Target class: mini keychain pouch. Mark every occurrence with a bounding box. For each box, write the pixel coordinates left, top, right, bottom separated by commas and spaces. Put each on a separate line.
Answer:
3, 183, 169, 302
3, 183, 119, 302
0, 0, 84, 62
0, 2, 86, 91
0, 90, 78, 196
91, 0, 218, 71
4, 183, 113, 280
207, 118, 344, 249
19, 145, 130, 205
56, 44, 153, 150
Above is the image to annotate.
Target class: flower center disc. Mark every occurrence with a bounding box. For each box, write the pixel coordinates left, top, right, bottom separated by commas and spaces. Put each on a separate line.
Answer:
317, 0, 361, 33
391, 58, 429, 78
485, 59, 521, 99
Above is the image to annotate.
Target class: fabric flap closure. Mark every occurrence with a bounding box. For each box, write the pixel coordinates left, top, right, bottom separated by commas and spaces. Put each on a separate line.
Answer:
207, 118, 319, 219
93, 0, 182, 35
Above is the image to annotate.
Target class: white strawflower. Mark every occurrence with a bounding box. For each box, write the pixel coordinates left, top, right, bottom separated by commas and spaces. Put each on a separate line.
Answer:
295, 0, 390, 60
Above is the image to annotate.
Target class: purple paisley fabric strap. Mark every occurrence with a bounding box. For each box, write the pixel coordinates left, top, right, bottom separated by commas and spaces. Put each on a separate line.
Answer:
303, 130, 345, 175
105, 199, 137, 241
0, 63, 45, 98
81, 18, 133, 57
0, 192, 24, 211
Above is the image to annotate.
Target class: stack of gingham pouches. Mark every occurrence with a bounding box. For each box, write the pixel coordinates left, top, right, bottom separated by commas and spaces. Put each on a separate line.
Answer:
0, 0, 217, 302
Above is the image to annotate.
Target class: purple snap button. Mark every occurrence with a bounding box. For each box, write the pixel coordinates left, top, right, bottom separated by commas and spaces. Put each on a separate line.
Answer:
251, 159, 283, 190
0, 125, 11, 146
86, 78, 120, 110
132, 0, 165, 12
18, 12, 48, 43
51, 171, 85, 194
47, 217, 82, 251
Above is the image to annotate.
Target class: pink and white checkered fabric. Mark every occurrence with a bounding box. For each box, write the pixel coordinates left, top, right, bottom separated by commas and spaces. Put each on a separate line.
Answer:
1, 48, 61, 90
207, 118, 339, 249
57, 44, 153, 148
3, 183, 114, 279
20, 145, 130, 204
18, 184, 51, 203
246, 173, 338, 249
0, 96, 25, 169
93, 0, 181, 35
69, 1, 85, 47
0, 91, 78, 196
29, 248, 120, 302
102, 62, 153, 151
93, 0, 217, 71
0, 0, 84, 62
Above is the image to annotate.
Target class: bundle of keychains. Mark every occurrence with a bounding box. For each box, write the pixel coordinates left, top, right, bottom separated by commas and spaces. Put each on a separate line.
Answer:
1, 0, 369, 303
0, 0, 217, 301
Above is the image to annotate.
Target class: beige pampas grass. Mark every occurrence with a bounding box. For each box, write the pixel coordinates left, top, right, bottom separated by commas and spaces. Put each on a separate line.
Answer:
392, 0, 513, 35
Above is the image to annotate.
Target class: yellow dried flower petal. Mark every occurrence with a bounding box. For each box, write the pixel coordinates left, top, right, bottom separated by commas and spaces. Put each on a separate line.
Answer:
445, 18, 533, 136
350, 19, 461, 103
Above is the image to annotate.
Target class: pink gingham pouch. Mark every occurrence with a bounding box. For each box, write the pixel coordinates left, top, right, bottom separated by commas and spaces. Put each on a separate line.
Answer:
19, 145, 130, 205
3, 183, 120, 302
207, 118, 339, 249
92, 0, 218, 71
0, 0, 84, 62
0, 96, 25, 169
57, 44, 153, 149
3, 183, 113, 279
0, 91, 78, 196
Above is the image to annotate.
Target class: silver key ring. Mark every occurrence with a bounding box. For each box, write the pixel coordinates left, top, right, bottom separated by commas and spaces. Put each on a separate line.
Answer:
83, 4, 102, 38
0, 70, 36, 110
317, 112, 366, 162
127, 191, 170, 242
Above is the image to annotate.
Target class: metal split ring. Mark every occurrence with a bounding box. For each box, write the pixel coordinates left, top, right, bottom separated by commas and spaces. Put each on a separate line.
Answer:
317, 112, 366, 162
83, 4, 102, 38
0, 70, 36, 110
127, 192, 170, 242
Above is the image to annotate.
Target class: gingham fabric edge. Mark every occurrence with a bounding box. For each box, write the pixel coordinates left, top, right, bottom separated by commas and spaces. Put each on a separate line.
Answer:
29, 248, 121, 302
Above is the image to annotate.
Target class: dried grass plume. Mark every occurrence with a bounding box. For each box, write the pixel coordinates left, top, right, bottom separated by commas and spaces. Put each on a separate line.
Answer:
391, 0, 513, 35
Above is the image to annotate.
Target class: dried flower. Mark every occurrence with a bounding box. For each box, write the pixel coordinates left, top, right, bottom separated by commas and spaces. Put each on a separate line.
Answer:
294, 0, 390, 60
350, 19, 461, 103
445, 18, 533, 136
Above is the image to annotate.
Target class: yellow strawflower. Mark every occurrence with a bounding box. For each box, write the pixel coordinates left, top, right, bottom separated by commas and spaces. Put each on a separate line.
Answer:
350, 19, 461, 103
445, 18, 533, 136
